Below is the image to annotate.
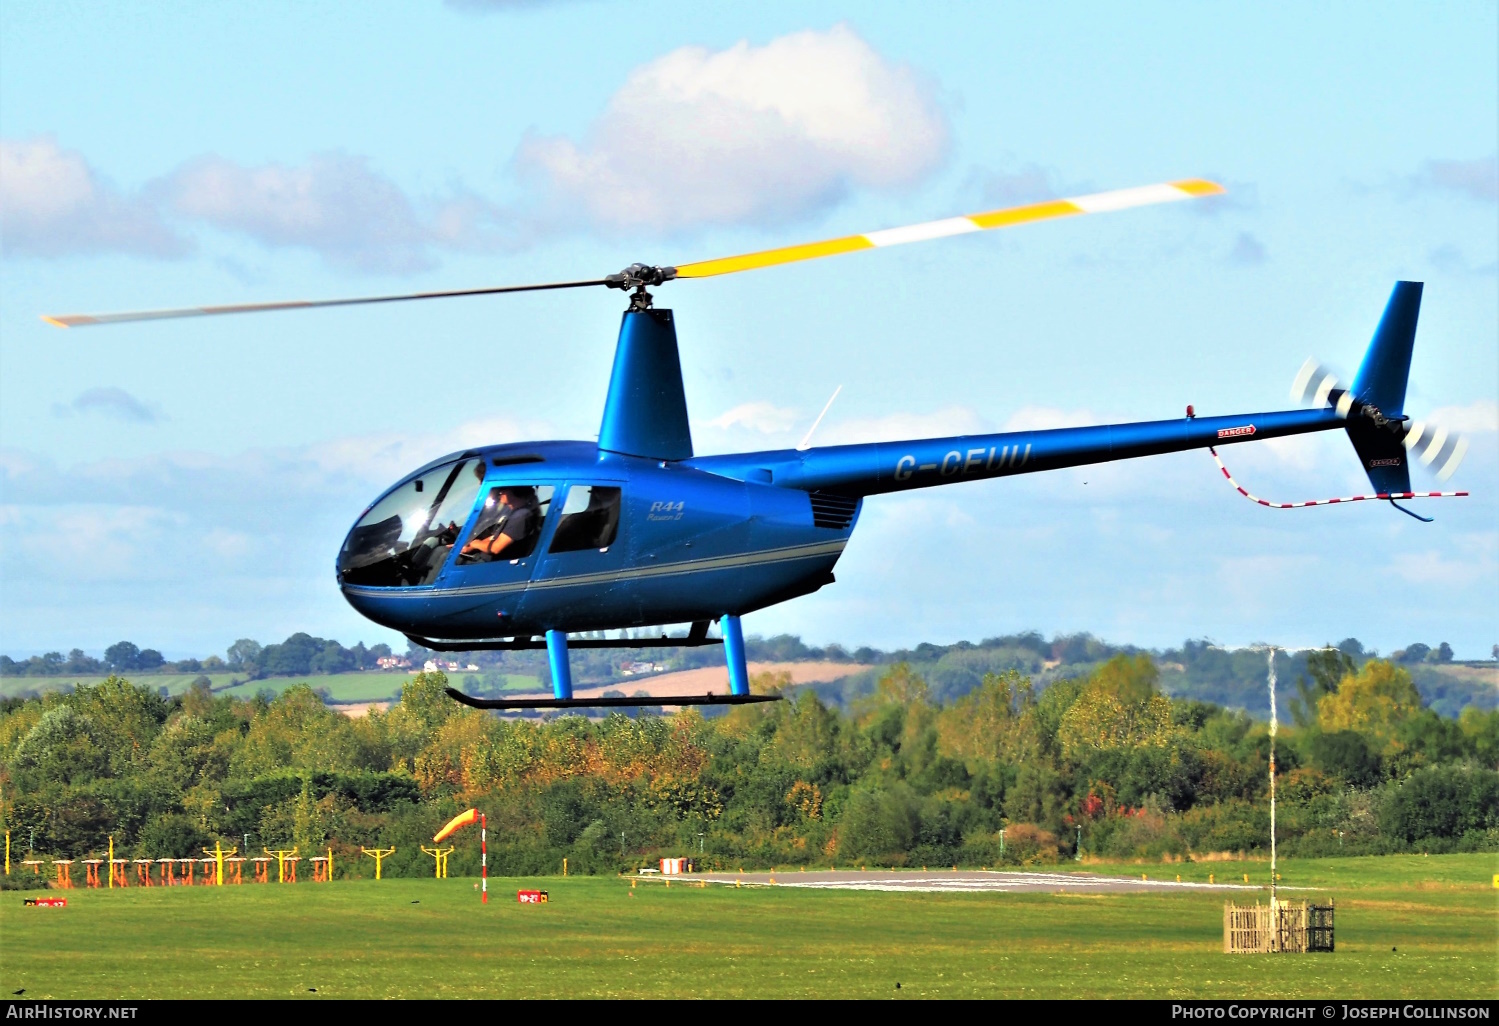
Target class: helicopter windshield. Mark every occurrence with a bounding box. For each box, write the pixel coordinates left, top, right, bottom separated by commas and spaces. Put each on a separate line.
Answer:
338, 458, 485, 587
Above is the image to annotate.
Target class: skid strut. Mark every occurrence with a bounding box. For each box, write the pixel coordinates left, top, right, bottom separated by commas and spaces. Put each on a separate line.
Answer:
444, 614, 777, 710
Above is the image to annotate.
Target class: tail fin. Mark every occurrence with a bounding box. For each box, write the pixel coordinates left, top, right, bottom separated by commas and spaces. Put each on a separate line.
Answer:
1346, 281, 1421, 494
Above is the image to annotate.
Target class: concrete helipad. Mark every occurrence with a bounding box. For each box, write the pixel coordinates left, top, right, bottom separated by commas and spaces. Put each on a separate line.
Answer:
686, 868, 1266, 894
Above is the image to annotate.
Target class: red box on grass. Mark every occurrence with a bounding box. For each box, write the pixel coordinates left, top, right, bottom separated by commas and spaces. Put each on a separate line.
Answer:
517, 890, 548, 904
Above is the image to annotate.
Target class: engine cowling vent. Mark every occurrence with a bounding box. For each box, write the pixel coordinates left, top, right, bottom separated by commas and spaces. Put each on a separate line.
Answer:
809, 490, 859, 530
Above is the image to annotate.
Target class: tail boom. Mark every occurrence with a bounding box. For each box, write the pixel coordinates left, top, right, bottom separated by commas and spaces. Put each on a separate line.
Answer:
688, 407, 1344, 497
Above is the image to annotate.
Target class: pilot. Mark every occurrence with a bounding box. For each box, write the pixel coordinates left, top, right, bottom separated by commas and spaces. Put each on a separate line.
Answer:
461, 485, 538, 560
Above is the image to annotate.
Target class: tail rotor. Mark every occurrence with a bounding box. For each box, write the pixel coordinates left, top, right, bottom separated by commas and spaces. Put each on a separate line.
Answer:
1290, 357, 1468, 482
1402, 420, 1468, 482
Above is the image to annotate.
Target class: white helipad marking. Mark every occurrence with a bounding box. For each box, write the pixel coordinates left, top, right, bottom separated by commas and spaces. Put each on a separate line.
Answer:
696, 869, 1273, 894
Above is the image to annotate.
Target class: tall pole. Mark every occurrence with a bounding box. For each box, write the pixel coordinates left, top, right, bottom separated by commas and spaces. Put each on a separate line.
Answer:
481, 813, 488, 905
1267, 648, 1278, 917
108, 836, 113, 888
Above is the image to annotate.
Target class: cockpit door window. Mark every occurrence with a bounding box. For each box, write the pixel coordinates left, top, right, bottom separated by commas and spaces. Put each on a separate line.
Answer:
547, 485, 622, 553
456, 485, 554, 564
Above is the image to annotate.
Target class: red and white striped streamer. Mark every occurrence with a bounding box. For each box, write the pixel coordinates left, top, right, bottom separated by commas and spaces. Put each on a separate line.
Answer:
1209, 447, 1467, 508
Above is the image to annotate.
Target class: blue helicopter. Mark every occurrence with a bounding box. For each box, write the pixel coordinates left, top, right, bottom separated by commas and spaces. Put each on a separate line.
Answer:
44, 179, 1468, 711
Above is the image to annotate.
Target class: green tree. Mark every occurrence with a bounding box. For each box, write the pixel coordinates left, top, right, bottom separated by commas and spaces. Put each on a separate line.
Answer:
1291, 647, 1355, 726
1058, 656, 1175, 757
1317, 660, 1423, 756
230, 684, 361, 777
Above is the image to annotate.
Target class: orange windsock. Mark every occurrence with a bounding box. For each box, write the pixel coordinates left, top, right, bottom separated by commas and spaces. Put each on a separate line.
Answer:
434, 808, 478, 843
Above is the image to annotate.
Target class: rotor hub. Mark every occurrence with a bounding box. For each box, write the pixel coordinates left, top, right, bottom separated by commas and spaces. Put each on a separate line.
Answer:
604, 263, 677, 311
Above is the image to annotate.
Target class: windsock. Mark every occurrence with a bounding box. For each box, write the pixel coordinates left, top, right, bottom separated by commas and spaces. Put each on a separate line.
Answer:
434, 808, 478, 843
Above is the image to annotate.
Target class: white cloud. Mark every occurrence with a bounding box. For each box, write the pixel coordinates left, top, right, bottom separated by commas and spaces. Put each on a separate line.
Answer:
704, 401, 800, 434
6, 30, 947, 269
0, 504, 190, 582
966, 162, 1071, 207
0, 414, 545, 516
445, 0, 571, 8
1417, 156, 1498, 203
2, 140, 508, 272
0, 413, 551, 648
1426, 243, 1498, 276
1255, 432, 1333, 472
159, 153, 504, 273
1001, 406, 1097, 432
515, 24, 949, 234
1228, 231, 1267, 265
1389, 543, 1496, 589
1425, 400, 1499, 434
51, 387, 162, 424
0, 137, 186, 258
817, 406, 988, 446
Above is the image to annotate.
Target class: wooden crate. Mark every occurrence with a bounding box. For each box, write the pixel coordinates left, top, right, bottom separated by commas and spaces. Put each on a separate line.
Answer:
1223, 900, 1334, 953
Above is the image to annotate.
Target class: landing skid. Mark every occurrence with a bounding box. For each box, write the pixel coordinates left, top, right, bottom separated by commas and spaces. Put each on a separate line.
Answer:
438, 613, 758, 708
444, 688, 780, 710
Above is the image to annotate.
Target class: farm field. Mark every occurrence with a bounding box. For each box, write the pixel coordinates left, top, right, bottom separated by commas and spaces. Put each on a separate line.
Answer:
0, 672, 545, 703
0, 854, 1493, 1000
216, 672, 543, 702
0, 673, 244, 699
503, 661, 872, 702
0, 662, 861, 705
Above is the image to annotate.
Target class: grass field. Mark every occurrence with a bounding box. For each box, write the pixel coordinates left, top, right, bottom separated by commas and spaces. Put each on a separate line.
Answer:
0, 854, 1493, 999
1, 673, 243, 699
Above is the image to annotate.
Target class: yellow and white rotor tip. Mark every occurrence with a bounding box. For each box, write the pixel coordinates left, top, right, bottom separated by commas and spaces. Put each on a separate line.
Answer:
672, 178, 1225, 279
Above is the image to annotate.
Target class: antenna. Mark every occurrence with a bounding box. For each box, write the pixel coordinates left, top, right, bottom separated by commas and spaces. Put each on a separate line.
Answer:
797, 385, 843, 451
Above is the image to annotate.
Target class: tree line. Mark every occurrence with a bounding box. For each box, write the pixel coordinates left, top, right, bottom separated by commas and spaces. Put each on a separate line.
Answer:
0, 636, 397, 679
3, 631, 1480, 690
1, 654, 1493, 881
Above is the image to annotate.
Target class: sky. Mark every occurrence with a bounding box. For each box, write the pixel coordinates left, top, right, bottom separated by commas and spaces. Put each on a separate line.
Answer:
1, 1, 1496, 661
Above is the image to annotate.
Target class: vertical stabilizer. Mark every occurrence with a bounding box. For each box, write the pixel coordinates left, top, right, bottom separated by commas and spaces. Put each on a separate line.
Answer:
1351, 281, 1421, 417
598, 309, 693, 461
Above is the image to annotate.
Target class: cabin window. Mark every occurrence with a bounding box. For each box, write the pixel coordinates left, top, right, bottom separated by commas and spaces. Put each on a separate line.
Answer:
456, 485, 554, 563
548, 485, 622, 553
338, 458, 485, 587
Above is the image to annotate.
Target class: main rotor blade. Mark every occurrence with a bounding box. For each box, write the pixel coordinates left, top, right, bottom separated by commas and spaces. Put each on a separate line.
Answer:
671, 179, 1224, 280
41, 278, 609, 328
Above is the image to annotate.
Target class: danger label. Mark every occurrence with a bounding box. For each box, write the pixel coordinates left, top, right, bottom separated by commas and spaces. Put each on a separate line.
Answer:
1217, 425, 1256, 439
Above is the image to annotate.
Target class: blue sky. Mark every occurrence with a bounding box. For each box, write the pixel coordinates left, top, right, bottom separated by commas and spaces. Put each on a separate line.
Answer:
1, 1, 1495, 660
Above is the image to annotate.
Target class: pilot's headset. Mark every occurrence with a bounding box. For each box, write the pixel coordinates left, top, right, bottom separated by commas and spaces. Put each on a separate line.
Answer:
502, 485, 539, 510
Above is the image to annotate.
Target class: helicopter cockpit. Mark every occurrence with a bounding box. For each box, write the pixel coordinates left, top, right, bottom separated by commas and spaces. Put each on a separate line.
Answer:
337, 457, 487, 587
454, 484, 554, 564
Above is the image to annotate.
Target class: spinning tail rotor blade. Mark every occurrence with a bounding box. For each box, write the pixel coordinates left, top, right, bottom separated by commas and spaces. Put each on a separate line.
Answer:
1402, 420, 1469, 482
1291, 358, 1342, 408
672, 179, 1224, 280
40, 278, 610, 328
1292, 356, 1469, 482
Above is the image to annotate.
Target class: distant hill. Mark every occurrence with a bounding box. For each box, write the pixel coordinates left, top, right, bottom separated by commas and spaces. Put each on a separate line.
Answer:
5, 631, 1494, 718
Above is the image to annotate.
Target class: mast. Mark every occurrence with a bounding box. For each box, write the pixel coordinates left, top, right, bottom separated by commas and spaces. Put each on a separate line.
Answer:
1268, 648, 1279, 927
